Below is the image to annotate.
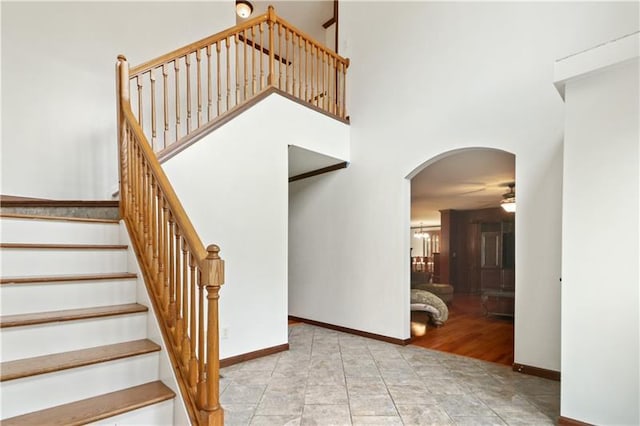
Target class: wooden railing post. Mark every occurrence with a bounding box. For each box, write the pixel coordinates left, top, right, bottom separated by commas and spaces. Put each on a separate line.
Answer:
116, 55, 129, 218
267, 6, 276, 86
200, 244, 224, 426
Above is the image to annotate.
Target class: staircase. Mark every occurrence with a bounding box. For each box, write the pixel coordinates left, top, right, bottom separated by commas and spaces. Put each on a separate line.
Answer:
0, 213, 176, 424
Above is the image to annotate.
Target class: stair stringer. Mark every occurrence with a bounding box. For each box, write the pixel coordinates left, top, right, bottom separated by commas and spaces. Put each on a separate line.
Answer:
119, 222, 191, 426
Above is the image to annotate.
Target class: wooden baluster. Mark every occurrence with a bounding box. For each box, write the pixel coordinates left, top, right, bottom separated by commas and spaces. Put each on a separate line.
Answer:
329, 56, 338, 114
197, 266, 206, 408
145, 178, 160, 283
181, 237, 191, 368
196, 49, 203, 129
163, 198, 171, 316
336, 61, 342, 118
285, 28, 290, 93
278, 24, 283, 89
142, 163, 150, 260
132, 143, 139, 226
150, 179, 159, 285
136, 76, 143, 127
186, 54, 192, 134
259, 22, 264, 89
158, 191, 168, 313
305, 40, 309, 102
207, 46, 212, 122
162, 64, 169, 149
132, 142, 137, 226
168, 211, 177, 327
150, 69, 157, 150
139, 149, 145, 232
175, 59, 181, 142
226, 37, 231, 111
298, 35, 303, 98
267, 6, 275, 85
251, 25, 256, 95
312, 45, 316, 104
174, 226, 183, 349
188, 254, 198, 388
342, 59, 348, 119
132, 142, 138, 228
243, 28, 248, 100
235, 34, 240, 105
292, 34, 297, 97
316, 46, 324, 107
322, 51, 326, 110
216, 42, 221, 117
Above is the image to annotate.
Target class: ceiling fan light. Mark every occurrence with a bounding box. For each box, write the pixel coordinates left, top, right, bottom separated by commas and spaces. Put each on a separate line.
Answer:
501, 200, 516, 212
236, 0, 253, 18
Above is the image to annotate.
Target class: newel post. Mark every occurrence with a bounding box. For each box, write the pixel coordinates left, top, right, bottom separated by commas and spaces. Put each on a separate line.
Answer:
267, 5, 276, 86
116, 55, 130, 218
200, 244, 225, 426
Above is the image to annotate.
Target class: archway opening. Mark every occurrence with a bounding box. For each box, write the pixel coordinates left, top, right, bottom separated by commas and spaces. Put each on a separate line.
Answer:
408, 147, 516, 365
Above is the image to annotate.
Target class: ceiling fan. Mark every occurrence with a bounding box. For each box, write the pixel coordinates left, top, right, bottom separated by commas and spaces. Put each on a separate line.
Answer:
500, 183, 516, 212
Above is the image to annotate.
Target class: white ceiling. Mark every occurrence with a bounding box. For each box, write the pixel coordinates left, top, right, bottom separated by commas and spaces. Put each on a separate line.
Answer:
411, 149, 515, 227
241, 1, 334, 43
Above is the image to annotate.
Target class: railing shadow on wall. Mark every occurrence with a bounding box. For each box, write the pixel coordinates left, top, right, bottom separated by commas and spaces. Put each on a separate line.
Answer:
115, 6, 349, 426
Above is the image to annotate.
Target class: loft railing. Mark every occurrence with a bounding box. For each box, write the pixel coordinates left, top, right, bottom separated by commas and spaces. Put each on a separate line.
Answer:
117, 56, 224, 426
126, 6, 350, 159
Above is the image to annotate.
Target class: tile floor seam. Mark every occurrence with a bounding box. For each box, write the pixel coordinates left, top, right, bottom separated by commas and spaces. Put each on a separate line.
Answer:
221, 324, 558, 426
338, 331, 355, 425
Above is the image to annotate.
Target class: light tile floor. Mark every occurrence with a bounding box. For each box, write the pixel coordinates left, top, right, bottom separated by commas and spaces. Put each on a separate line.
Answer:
220, 324, 559, 425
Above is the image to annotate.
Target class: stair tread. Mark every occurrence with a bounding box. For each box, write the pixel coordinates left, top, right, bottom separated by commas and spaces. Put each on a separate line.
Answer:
0, 303, 148, 328
0, 243, 127, 250
0, 272, 137, 285
1, 381, 175, 426
0, 213, 119, 224
1, 339, 160, 381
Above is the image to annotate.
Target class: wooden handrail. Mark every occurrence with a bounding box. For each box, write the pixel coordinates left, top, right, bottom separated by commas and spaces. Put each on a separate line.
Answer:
121, 106, 207, 265
274, 13, 348, 65
129, 12, 270, 78
117, 55, 224, 426
125, 5, 350, 157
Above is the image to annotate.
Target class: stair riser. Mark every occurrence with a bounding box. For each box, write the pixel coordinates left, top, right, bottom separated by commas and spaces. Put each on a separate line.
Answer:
1, 314, 147, 362
1, 353, 160, 419
1, 280, 137, 315
1, 249, 128, 276
92, 399, 174, 425
0, 219, 120, 244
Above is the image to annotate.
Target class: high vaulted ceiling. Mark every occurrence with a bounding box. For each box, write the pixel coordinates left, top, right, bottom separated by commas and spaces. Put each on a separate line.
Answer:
411, 149, 516, 227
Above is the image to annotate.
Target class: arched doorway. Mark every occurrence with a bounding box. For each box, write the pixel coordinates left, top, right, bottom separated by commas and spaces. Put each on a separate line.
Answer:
407, 147, 516, 365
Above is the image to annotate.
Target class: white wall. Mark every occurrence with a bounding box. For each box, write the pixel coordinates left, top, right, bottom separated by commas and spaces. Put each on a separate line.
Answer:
560, 52, 639, 424
163, 92, 348, 359
289, 2, 638, 371
1, 1, 235, 200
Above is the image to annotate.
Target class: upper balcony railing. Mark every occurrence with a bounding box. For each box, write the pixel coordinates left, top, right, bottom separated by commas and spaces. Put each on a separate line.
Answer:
126, 6, 350, 160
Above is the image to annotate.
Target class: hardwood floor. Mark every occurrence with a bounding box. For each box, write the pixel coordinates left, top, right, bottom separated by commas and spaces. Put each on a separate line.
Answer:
410, 293, 514, 366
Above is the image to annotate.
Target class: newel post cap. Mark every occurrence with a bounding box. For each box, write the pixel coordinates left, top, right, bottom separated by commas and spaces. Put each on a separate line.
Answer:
206, 244, 221, 259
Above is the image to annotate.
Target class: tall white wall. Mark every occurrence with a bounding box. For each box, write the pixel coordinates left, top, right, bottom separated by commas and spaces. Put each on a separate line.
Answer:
559, 45, 639, 423
163, 93, 348, 359
1, 1, 235, 200
289, 2, 638, 371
